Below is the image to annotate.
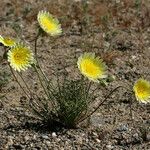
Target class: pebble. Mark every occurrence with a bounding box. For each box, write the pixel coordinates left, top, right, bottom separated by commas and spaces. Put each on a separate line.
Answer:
92, 132, 98, 137
106, 144, 114, 149
95, 138, 101, 143
117, 124, 128, 132
55, 138, 61, 143
52, 132, 57, 138
147, 133, 150, 141
76, 136, 83, 145
7, 136, 14, 146
41, 135, 49, 140
45, 141, 51, 147
24, 135, 30, 141
33, 135, 37, 140
133, 133, 141, 142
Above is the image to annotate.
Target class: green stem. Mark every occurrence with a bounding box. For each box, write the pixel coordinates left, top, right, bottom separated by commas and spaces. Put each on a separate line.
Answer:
17, 72, 32, 95
33, 65, 49, 98
34, 31, 41, 56
86, 80, 92, 99
9, 65, 46, 118
79, 86, 132, 123
34, 31, 49, 85
29, 98, 47, 120
9, 64, 30, 99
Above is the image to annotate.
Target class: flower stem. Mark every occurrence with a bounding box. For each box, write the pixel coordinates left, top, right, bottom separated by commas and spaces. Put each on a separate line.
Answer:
79, 86, 131, 123
34, 30, 49, 85
33, 65, 49, 98
17, 72, 32, 95
9, 64, 30, 99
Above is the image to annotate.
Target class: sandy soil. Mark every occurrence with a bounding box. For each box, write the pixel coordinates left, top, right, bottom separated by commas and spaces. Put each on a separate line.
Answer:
0, 0, 150, 149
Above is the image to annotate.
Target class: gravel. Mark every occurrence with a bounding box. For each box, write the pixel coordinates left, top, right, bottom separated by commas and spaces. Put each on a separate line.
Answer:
0, 0, 150, 149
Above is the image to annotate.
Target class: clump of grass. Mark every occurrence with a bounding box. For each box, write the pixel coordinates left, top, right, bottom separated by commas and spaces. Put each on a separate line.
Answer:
52, 78, 92, 128
27, 74, 94, 128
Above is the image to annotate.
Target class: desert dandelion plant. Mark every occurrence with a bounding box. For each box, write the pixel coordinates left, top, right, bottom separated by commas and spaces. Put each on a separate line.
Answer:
37, 10, 62, 36
133, 78, 150, 103
7, 43, 34, 72
0, 35, 16, 47
77, 53, 107, 82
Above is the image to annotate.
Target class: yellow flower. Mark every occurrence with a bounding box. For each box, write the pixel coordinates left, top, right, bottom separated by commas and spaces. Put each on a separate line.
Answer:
133, 78, 150, 103
0, 35, 16, 47
37, 10, 62, 36
7, 43, 34, 72
77, 53, 107, 82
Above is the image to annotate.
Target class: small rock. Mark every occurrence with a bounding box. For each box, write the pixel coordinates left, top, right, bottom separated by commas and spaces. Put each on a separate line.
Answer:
117, 124, 128, 132
106, 144, 114, 149
55, 138, 61, 142
41, 135, 49, 140
85, 138, 89, 143
131, 55, 136, 59
76, 136, 83, 145
95, 138, 101, 143
52, 132, 57, 138
33, 135, 37, 140
5, 136, 14, 149
147, 133, 150, 141
19, 130, 24, 133
133, 133, 139, 139
132, 133, 142, 143
92, 132, 98, 137
24, 135, 30, 141
45, 141, 51, 147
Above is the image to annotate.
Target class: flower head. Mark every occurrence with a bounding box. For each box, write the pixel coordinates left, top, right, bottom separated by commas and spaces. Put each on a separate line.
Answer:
7, 43, 34, 72
0, 35, 16, 47
37, 10, 62, 36
77, 53, 107, 82
133, 78, 150, 103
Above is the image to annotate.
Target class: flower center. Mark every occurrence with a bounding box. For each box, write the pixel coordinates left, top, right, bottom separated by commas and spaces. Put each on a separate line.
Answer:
13, 49, 29, 64
81, 59, 101, 77
42, 16, 56, 31
137, 84, 150, 98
